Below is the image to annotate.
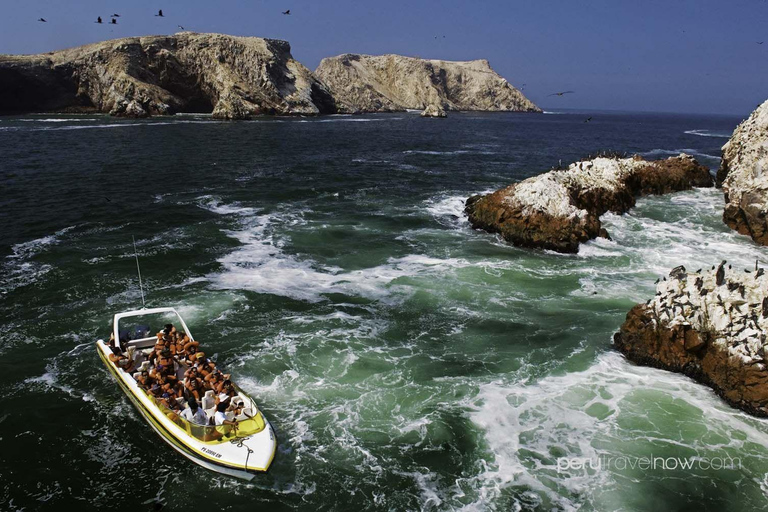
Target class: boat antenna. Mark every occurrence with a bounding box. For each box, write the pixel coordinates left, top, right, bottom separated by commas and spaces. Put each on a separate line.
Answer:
132, 235, 146, 309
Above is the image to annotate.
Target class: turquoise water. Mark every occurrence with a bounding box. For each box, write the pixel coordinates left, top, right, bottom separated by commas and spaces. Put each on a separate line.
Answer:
1, 111, 767, 511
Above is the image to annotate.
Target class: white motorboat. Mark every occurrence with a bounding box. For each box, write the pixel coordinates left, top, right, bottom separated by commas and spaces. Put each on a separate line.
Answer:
96, 306, 276, 480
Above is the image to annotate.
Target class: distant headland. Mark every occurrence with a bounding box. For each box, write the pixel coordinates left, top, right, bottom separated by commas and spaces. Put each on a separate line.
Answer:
0, 32, 539, 119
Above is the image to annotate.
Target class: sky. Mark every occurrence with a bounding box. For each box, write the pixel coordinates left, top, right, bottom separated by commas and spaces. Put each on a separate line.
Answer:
1, 0, 767, 115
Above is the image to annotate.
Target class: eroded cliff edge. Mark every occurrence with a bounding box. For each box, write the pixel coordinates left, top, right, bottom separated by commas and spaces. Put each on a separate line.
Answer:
718, 99, 768, 244
315, 53, 539, 113
465, 154, 713, 253
614, 263, 768, 417
0, 33, 337, 119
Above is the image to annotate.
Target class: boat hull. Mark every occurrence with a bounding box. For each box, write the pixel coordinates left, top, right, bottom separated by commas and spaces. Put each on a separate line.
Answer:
96, 341, 276, 479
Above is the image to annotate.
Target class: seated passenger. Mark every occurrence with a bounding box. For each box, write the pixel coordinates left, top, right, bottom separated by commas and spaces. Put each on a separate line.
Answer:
193, 352, 215, 377
214, 402, 238, 431
185, 376, 203, 402
205, 369, 223, 390
183, 339, 200, 363
181, 397, 209, 426
159, 392, 179, 410
107, 338, 136, 373
136, 370, 151, 388
215, 379, 236, 408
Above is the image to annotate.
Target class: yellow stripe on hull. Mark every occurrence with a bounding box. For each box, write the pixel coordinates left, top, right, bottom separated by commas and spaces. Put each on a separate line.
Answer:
97, 343, 276, 477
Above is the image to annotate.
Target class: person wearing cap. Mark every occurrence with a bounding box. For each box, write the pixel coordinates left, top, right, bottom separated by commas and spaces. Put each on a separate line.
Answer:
193, 352, 216, 378
215, 379, 236, 409
181, 397, 209, 426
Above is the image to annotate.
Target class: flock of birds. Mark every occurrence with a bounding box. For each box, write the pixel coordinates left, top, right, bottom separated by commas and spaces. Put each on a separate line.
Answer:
36, 8, 293, 27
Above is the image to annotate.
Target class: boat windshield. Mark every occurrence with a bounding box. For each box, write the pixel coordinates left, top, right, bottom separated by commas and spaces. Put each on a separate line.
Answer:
146, 387, 267, 444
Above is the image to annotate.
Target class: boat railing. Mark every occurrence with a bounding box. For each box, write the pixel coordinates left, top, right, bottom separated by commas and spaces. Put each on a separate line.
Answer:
143, 390, 267, 444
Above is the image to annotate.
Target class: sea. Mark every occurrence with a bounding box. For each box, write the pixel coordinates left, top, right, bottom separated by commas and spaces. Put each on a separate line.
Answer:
1, 109, 766, 511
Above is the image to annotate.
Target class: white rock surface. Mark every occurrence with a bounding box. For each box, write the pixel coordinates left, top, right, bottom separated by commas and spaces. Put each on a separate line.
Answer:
719, 99, 768, 243
649, 263, 768, 363
315, 54, 539, 113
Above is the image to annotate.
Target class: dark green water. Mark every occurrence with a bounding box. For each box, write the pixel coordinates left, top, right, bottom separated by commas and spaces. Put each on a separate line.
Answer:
2, 111, 767, 511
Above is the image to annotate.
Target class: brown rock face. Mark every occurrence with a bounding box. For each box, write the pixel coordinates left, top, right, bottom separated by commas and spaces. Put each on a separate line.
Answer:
0, 33, 338, 119
465, 154, 713, 253
614, 265, 768, 417
615, 306, 768, 417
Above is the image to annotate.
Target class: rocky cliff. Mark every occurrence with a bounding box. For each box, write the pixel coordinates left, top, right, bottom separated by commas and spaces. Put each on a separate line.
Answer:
465, 154, 713, 253
614, 263, 768, 417
0, 33, 337, 119
315, 54, 539, 113
718, 99, 768, 244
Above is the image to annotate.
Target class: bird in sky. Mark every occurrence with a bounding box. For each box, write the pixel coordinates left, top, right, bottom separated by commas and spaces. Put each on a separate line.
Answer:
112, 13, 121, 17
584, 117, 592, 123
96, 16, 102, 24
156, 9, 164, 17
37, 18, 47, 22
111, 18, 117, 24
758, 41, 765, 45
178, 25, 185, 30
548, 91, 574, 97
283, 10, 291, 15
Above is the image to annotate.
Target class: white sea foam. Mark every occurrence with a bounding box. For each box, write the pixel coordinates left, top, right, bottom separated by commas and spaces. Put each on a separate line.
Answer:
684, 129, 731, 139
640, 148, 720, 165
403, 150, 491, 156
425, 194, 469, 225
197, 195, 257, 216
205, 200, 487, 302
466, 350, 768, 510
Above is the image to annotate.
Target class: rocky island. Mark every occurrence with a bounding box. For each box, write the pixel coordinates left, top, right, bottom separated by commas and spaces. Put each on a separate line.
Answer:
315, 53, 539, 114
0, 33, 538, 119
615, 263, 768, 417
718, 99, 768, 245
0, 33, 338, 119
465, 154, 713, 253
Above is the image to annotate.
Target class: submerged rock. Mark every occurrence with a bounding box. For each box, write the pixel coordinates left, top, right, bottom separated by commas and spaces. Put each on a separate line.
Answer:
420, 104, 447, 118
315, 53, 539, 113
0, 33, 337, 119
718, 99, 768, 245
465, 154, 713, 253
614, 264, 768, 417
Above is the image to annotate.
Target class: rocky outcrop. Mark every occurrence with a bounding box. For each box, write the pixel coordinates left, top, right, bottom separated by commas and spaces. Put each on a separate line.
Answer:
0, 33, 337, 119
465, 154, 713, 253
421, 104, 447, 118
718, 99, 768, 244
315, 53, 539, 113
614, 263, 768, 417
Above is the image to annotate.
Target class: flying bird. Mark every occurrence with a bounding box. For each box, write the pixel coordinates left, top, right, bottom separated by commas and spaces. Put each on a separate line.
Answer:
758, 41, 765, 45
156, 9, 164, 17
111, 18, 117, 24
38, 18, 47, 22
112, 13, 121, 17
548, 91, 574, 97
584, 117, 592, 123
282, 10, 291, 15
96, 16, 103, 24
178, 25, 185, 30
